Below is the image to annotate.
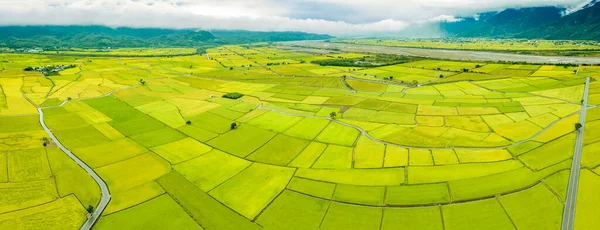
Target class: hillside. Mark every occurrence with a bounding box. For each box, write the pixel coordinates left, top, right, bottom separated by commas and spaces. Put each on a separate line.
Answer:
210, 30, 333, 44
0, 26, 218, 48
440, 1, 600, 41
518, 3, 600, 40
441, 7, 564, 38
0, 26, 333, 49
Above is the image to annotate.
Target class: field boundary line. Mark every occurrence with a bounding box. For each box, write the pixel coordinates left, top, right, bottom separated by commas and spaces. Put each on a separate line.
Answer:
252, 168, 298, 222
496, 196, 519, 230
286, 178, 555, 209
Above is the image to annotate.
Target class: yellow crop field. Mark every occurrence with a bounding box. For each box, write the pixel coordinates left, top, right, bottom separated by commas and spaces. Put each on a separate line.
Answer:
0, 41, 594, 229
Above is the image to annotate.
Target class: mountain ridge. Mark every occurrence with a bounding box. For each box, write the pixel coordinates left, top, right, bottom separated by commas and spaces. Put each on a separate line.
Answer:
0, 25, 333, 48
441, 1, 600, 41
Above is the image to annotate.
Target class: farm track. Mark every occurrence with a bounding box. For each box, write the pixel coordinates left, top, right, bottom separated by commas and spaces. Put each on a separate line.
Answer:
258, 104, 585, 151
561, 77, 590, 230
279, 41, 600, 65
38, 108, 111, 230
21, 84, 141, 229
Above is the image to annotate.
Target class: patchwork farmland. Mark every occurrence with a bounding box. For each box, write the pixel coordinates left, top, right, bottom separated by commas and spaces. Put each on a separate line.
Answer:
0, 44, 599, 230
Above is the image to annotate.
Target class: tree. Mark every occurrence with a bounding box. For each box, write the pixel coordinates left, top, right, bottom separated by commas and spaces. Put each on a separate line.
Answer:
230, 122, 238, 130
329, 112, 337, 119
186, 121, 192, 125
87, 205, 94, 214
389, 76, 393, 80
229, 67, 234, 70
412, 80, 419, 85
575, 123, 583, 131
41, 137, 49, 147
439, 74, 445, 78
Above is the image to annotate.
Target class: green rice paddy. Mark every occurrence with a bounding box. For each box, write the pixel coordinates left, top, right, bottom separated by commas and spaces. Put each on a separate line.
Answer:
0, 42, 598, 229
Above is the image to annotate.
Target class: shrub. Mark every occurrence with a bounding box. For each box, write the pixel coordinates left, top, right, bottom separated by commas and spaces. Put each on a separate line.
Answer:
330, 112, 337, 119
222, 92, 244, 99
230, 122, 238, 130
575, 123, 583, 131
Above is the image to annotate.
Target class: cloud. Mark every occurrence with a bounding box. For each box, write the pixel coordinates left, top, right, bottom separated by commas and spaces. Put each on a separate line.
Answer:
0, 0, 592, 36
427, 15, 463, 23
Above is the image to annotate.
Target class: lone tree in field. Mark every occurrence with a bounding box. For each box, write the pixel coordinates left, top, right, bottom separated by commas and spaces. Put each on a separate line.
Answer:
575, 123, 583, 131
231, 122, 238, 130
186, 121, 192, 125
41, 137, 50, 147
330, 112, 337, 119
440, 74, 445, 78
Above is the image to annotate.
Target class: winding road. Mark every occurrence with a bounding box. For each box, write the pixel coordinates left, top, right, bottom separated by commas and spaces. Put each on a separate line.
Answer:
38, 108, 111, 230
258, 104, 584, 151
561, 77, 591, 230
279, 41, 600, 65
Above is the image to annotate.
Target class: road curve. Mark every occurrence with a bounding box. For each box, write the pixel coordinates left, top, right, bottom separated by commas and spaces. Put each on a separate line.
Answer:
561, 77, 590, 230
279, 41, 600, 65
38, 108, 111, 230
257, 104, 585, 151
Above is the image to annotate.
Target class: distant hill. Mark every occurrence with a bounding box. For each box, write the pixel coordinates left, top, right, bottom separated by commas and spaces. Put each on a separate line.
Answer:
0, 26, 333, 49
441, 7, 564, 38
440, 1, 600, 41
210, 30, 333, 44
518, 2, 600, 40
0, 26, 217, 48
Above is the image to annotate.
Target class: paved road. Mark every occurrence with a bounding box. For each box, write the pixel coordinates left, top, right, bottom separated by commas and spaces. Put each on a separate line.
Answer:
561, 77, 591, 230
279, 41, 600, 65
37, 108, 111, 230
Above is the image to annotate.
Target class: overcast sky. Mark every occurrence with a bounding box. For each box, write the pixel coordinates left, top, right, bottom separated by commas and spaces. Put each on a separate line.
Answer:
0, 0, 592, 36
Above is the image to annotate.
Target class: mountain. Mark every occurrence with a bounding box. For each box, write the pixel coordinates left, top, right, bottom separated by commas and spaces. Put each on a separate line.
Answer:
0, 26, 217, 48
518, 2, 600, 40
210, 30, 333, 44
439, 0, 600, 41
0, 26, 333, 49
441, 7, 565, 38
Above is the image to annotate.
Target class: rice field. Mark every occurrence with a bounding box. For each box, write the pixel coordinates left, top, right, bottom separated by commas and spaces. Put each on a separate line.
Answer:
0, 43, 596, 229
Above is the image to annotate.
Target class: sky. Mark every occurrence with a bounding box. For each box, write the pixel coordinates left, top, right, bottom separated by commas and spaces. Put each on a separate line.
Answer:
0, 0, 592, 36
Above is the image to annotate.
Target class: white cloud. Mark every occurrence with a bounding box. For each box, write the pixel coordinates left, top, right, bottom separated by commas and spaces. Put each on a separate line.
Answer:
428, 15, 463, 23
0, 0, 592, 36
